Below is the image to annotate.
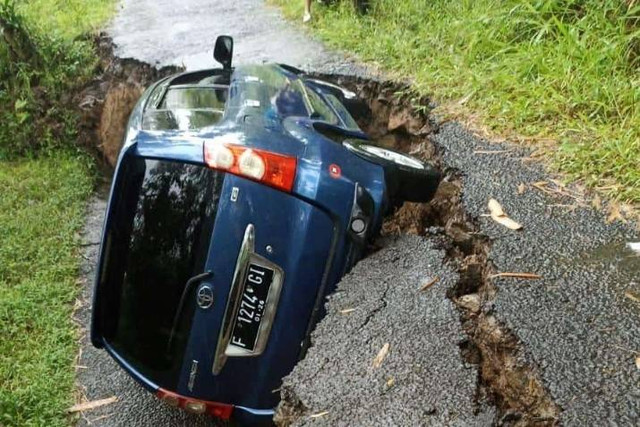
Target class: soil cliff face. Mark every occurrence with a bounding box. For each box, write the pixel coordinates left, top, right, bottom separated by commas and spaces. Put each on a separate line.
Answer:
74, 35, 182, 167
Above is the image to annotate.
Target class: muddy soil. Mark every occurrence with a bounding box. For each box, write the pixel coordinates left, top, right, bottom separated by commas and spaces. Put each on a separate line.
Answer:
74, 34, 182, 167
277, 73, 561, 426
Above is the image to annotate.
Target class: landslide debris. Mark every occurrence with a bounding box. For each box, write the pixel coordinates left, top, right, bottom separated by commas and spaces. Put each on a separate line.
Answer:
278, 73, 560, 426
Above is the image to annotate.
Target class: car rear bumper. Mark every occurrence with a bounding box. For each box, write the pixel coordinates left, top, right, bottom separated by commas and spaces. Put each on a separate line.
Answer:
103, 340, 275, 423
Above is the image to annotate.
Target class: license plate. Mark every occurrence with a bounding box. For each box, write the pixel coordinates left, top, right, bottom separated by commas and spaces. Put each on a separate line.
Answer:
229, 263, 274, 351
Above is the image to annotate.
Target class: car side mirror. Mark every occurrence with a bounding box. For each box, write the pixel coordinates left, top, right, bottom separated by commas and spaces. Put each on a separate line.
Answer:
214, 35, 234, 70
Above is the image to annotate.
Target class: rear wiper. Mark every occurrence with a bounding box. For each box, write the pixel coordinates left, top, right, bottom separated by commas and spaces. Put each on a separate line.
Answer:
166, 270, 213, 352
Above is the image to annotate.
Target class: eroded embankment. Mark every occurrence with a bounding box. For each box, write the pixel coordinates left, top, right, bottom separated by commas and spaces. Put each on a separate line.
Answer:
279, 73, 560, 426
74, 34, 181, 168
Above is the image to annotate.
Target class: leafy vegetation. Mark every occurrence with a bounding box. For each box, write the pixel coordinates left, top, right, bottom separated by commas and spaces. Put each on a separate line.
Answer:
0, 0, 115, 158
273, 0, 640, 203
0, 0, 116, 425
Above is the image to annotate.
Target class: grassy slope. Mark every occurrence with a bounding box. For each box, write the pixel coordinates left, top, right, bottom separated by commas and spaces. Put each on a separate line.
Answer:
0, 1, 116, 425
273, 0, 639, 204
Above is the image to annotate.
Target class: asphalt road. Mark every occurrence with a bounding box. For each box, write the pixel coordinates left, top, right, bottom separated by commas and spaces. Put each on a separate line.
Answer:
108, 0, 366, 74
75, 0, 640, 425
283, 124, 640, 425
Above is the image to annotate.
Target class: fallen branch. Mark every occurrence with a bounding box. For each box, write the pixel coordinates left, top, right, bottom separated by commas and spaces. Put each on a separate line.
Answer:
489, 272, 542, 280
68, 396, 118, 413
419, 276, 439, 292
624, 291, 640, 304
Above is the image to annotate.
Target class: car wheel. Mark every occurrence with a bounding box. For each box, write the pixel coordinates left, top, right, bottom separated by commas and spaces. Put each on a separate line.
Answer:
344, 140, 440, 203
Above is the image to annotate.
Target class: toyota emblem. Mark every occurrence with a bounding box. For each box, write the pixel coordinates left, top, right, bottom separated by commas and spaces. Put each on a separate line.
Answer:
196, 285, 214, 309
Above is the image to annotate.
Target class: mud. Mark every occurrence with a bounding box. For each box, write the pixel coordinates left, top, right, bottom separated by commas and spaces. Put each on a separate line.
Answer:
286, 73, 562, 425
74, 35, 181, 167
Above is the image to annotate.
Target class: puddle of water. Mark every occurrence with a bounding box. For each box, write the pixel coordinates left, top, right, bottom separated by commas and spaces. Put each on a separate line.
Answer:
584, 241, 640, 274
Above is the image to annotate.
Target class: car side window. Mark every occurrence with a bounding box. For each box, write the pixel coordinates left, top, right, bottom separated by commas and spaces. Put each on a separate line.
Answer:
323, 93, 360, 131
294, 81, 340, 126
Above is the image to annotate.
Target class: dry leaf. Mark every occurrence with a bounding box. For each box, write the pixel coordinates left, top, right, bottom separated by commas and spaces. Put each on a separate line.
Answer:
310, 411, 329, 418
420, 276, 440, 292
386, 377, 395, 387
625, 291, 640, 303
607, 203, 626, 224
488, 199, 504, 216
636, 356, 640, 370
488, 198, 523, 230
68, 396, 118, 413
372, 343, 390, 368
339, 308, 356, 314
592, 195, 602, 210
489, 272, 542, 280
517, 183, 526, 195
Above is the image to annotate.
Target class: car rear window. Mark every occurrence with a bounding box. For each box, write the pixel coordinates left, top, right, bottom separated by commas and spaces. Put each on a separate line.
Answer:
142, 86, 228, 131
98, 156, 223, 389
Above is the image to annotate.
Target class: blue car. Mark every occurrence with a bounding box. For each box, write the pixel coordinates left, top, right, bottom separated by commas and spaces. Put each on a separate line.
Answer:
90, 36, 439, 425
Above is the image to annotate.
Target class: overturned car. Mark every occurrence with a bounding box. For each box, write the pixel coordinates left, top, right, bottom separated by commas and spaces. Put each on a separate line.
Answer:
90, 36, 439, 425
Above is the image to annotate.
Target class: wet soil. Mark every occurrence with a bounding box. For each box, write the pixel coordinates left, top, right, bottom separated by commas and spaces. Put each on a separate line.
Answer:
74, 34, 181, 168
286, 73, 563, 426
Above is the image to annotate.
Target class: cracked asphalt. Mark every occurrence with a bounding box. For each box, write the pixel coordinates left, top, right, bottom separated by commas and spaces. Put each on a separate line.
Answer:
433, 124, 640, 424
75, 0, 640, 425
278, 236, 495, 426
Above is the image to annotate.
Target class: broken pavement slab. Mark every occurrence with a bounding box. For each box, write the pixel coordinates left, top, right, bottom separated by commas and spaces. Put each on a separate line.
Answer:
276, 236, 495, 426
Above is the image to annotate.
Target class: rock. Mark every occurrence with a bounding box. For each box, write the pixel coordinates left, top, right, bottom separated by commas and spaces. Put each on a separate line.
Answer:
457, 293, 481, 313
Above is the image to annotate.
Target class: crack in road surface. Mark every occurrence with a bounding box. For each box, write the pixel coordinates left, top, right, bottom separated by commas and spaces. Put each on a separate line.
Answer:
274, 75, 640, 426
74, 1, 640, 426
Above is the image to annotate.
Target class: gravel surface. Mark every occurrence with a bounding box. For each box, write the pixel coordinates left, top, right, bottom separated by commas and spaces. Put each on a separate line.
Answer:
74, 1, 640, 426
108, 0, 368, 75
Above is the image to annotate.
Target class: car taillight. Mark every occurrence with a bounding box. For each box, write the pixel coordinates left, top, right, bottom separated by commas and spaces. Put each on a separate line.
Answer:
156, 389, 233, 419
204, 141, 297, 192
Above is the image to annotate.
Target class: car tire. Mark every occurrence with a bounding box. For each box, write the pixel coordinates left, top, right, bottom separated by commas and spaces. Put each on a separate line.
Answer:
344, 140, 440, 203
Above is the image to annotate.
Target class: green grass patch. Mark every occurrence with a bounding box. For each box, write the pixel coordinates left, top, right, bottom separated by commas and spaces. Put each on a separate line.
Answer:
0, 154, 93, 426
0, 0, 116, 425
16, 0, 117, 40
273, 0, 640, 203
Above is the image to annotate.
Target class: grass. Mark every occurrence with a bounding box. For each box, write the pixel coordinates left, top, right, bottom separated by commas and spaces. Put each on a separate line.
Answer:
15, 0, 116, 40
0, 155, 93, 426
0, 0, 116, 425
272, 0, 640, 204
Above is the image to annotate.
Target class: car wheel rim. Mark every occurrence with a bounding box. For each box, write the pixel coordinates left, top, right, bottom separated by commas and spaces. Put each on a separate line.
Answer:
360, 145, 425, 169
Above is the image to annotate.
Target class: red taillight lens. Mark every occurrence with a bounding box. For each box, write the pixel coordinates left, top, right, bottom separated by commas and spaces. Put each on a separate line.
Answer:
156, 389, 233, 419
204, 141, 297, 192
